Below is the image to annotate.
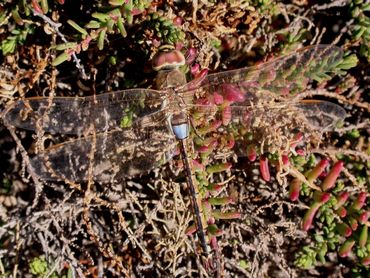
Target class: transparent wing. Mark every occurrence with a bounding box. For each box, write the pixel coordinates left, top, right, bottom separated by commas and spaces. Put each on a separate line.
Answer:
3, 89, 167, 135
178, 45, 343, 100
181, 45, 344, 157
227, 100, 346, 132
294, 100, 346, 131
3, 89, 178, 181
189, 99, 346, 157
30, 123, 177, 182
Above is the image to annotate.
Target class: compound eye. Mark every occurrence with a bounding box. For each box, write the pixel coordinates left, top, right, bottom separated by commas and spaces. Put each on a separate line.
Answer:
152, 50, 186, 71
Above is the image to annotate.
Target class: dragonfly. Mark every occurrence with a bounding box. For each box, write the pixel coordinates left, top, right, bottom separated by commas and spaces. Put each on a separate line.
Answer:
2, 44, 346, 264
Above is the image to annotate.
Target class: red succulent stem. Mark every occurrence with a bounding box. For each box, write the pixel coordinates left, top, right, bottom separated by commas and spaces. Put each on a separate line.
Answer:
321, 161, 344, 191
336, 222, 352, 237
338, 239, 355, 257
306, 158, 329, 184
290, 132, 303, 149
31, 0, 43, 14
313, 191, 331, 203
351, 192, 367, 211
334, 191, 349, 210
247, 145, 257, 162
289, 178, 301, 201
302, 202, 321, 231
302, 193, 331, 231
185, 224, 197, 235
207, 224, 223, 236
348, 217, 358, 231
282, 154, 290, 166
358, 211, 369, 224
259, 155, 270, 182
335, 207, 347, 218
359, 225, 368, 248
361, 255, 370, 266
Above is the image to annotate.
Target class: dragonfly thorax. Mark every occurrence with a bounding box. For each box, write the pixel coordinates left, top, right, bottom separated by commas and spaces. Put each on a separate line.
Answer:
154, 55, 190, 140
155, 69, 187, 89
163, 87, 190, 140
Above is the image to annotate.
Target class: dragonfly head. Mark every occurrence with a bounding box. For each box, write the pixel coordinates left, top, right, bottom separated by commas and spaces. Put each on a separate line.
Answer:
152, 50, 185, 71
153, 50, 187, 89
